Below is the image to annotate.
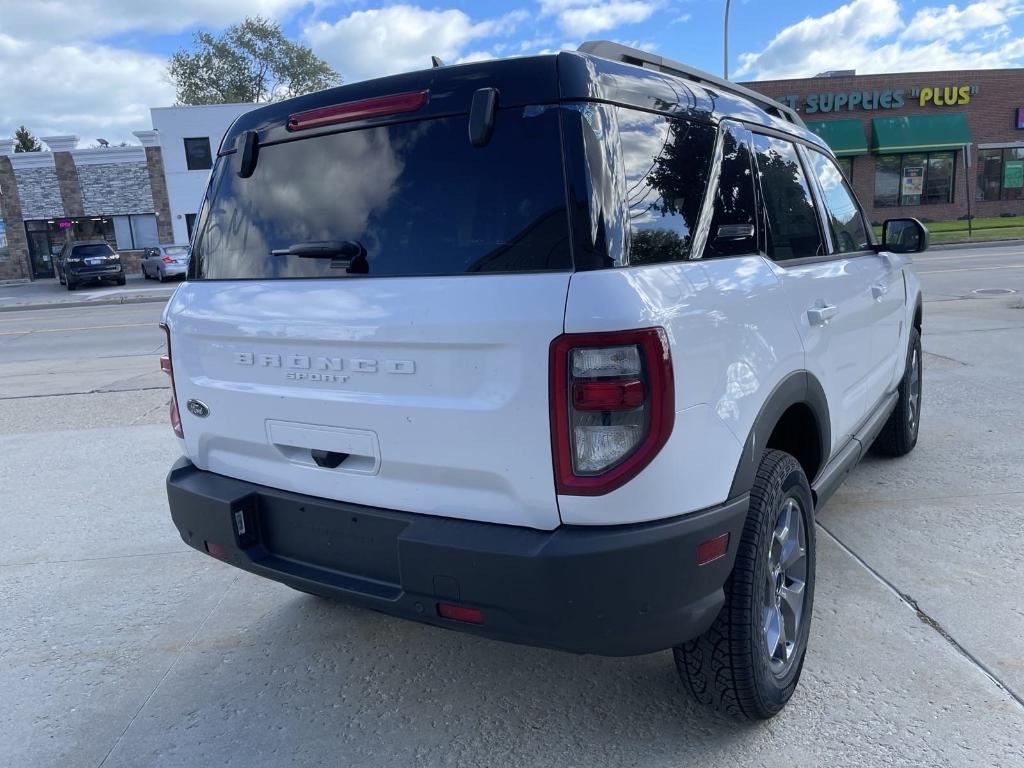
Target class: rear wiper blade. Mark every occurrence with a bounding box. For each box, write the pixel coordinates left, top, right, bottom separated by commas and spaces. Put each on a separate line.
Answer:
270, 240, 366, 259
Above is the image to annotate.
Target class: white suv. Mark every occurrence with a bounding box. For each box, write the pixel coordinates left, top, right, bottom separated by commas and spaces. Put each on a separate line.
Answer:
162, 41, 925, 719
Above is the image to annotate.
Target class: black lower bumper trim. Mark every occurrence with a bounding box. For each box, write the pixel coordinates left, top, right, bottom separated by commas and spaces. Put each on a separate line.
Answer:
167, 458, 748, 656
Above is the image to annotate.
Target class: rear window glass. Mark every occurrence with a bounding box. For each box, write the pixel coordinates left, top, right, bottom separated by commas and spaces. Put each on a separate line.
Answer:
164, 246, 190, 257
190, 109, 571, 279
72, 243, 113, 257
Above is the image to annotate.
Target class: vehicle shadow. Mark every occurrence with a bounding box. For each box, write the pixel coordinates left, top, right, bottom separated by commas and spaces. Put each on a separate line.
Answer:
125, 581, 760, 765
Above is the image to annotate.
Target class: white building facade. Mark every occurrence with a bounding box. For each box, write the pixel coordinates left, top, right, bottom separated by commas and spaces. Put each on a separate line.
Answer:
150, 103, 258, 245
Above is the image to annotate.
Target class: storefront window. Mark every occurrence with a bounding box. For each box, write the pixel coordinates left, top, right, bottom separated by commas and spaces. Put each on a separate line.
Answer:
976, 148, 1024, 201
874, 151, 955, 207
874, 156, 901, 207
835, 156, 853, 181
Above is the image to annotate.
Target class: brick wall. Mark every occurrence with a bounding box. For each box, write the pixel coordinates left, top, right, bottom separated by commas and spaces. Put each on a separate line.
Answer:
79, 161, 154, 214
144, 147, 175, 244
0, 157, 32, 281
53, 151, 85, 217
744, 68, 1024, 223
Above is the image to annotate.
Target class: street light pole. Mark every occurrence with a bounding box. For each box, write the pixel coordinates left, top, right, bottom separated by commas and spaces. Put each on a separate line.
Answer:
724, 0, 732, 80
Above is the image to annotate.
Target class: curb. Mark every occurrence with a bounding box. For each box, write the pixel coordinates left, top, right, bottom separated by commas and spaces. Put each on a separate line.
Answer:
0, 293, 173, 313
929, 238, 1024, 251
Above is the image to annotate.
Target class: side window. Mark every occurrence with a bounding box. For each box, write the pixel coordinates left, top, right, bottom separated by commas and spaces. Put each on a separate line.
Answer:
184, 137, 213, 171
618, 109, 716, 265
751, 134, 824, 261
704, 125, 758, 259
807, 150, 870, 253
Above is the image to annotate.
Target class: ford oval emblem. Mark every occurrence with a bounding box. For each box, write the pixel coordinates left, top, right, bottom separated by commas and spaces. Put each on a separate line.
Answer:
186, 399, 210, 418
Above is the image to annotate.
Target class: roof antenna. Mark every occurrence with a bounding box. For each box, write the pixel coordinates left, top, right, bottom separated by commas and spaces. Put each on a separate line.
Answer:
431, 56, 445, 68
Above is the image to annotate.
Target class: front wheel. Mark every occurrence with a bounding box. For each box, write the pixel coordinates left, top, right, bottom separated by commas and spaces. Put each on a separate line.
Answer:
675, 450, 816, 720
871, 327, 922, 457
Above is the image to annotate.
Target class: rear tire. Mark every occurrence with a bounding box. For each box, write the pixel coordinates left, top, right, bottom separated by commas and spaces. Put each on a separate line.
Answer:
157, 270, 165, 283
675, 450, 816, 720
871, 327, 922, 457
66, 277, 77, 291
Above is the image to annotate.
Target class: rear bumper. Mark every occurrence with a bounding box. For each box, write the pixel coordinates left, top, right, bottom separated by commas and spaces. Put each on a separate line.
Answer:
166, 458, 748, 656
68, 265, 122, 279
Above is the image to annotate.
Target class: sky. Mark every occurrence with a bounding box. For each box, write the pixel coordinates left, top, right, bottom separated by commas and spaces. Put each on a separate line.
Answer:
2, 0, 1024, 145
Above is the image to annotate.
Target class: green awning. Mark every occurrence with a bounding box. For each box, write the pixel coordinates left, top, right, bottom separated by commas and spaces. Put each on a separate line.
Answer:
805, 119, 868, 156
871, 114, 972, 154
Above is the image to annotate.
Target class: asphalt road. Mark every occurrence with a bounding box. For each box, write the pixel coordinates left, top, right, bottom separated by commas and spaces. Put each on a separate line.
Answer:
2, 246, 1023, 767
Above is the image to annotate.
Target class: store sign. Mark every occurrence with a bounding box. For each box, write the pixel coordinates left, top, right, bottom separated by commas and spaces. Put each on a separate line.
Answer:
901, 166, 924, 197
1004, 160, 1024, 189
777, 84, 979, 114
57, 219, 73, 229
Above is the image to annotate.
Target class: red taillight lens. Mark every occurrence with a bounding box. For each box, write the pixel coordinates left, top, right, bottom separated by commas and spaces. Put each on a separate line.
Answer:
160, 324, 184, 438
162, 256, 174, 263
697, 533, 730, 565
550, 328, 674, 496
437, 603, 484, 624
287, 90, 429, 131
572, 378, 645, 411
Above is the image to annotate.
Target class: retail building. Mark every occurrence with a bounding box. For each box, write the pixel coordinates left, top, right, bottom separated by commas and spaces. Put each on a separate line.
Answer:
745, 68, 1024, 223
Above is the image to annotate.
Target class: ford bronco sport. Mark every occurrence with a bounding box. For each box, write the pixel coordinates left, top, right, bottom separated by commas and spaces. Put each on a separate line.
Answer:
162, 41, 925, 719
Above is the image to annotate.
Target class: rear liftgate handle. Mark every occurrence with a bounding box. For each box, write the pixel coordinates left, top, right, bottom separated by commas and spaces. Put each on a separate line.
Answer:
807, 303, 839, 326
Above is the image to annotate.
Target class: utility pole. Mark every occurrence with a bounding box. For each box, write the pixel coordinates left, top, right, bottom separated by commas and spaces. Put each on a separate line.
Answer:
724, 0, 732, 79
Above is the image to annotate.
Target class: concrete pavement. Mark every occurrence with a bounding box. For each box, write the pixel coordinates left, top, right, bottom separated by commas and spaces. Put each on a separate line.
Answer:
0, 274, 175, 312
2, 245, 1023, 767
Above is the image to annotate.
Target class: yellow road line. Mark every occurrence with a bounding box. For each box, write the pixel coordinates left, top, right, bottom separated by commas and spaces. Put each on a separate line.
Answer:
0, 322, 154, 336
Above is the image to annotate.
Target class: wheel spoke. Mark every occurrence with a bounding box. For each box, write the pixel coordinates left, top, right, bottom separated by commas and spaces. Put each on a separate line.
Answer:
764, 606, 782, 659
779, 580, 804, 621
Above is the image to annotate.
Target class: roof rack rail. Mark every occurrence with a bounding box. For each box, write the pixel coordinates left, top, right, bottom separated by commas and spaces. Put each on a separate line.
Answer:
577, 40, 806, 128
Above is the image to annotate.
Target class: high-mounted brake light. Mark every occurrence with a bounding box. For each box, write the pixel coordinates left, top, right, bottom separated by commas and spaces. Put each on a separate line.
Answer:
159, 324, 184, 438
550, 328, 674, 496
287, 90, 429, 131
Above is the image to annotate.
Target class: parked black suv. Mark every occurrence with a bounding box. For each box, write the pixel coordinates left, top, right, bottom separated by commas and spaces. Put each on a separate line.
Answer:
55, 241, 126, 290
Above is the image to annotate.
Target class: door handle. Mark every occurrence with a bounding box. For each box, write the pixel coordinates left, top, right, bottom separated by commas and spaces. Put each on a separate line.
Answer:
871, 283, 888, 300
807, 304, 838, 326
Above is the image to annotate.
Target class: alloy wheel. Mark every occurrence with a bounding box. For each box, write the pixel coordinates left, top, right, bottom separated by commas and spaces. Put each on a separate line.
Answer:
763, 497, 808, 677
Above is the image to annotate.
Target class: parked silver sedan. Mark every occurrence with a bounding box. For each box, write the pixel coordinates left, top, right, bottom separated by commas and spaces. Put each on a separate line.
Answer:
141, 245, 190, 282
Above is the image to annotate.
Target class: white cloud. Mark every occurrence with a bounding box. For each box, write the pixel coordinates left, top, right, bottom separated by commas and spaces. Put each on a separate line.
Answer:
736, 0, 1024, 79
305, 5, 527, 83
0, 0, 307, 41
902, 0, 1022, 41
539, 0, 661, 37
0, 33, 175, 145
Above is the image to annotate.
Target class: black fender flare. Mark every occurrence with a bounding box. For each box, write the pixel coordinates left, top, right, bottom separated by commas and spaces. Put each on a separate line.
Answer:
728, 371, 831, 497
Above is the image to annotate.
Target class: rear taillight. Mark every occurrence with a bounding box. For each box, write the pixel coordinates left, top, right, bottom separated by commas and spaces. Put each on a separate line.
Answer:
160, 324, 184, 438
287, 90, 429, 131
162, 256, 173, 263
550, 328, 674, 495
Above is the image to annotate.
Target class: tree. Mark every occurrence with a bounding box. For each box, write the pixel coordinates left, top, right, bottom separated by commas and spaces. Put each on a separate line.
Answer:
14, 126, 41, 152
168, 16, 341, 105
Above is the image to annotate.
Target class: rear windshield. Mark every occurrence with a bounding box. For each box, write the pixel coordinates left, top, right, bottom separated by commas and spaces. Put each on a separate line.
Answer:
165, 246, 189, 257
190, 109, 571, 279
72, 243, 114, 257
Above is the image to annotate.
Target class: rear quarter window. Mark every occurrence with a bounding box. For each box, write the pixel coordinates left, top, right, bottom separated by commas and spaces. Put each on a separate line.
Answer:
190, 108, 572, 279
72, 243, 114, 257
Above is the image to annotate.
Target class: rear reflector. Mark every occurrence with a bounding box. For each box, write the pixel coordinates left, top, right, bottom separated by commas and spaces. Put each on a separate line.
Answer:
205, 541, 228, 558
288, 90, 429, 131
697, 533, 730, 565
437, 602, 484, 624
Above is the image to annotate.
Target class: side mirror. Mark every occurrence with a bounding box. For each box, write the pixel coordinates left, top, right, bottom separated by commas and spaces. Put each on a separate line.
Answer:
881, 218, 929, 254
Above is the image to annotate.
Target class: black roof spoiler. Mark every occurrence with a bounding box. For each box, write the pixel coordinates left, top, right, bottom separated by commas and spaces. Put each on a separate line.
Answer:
577, 40, 806, 129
